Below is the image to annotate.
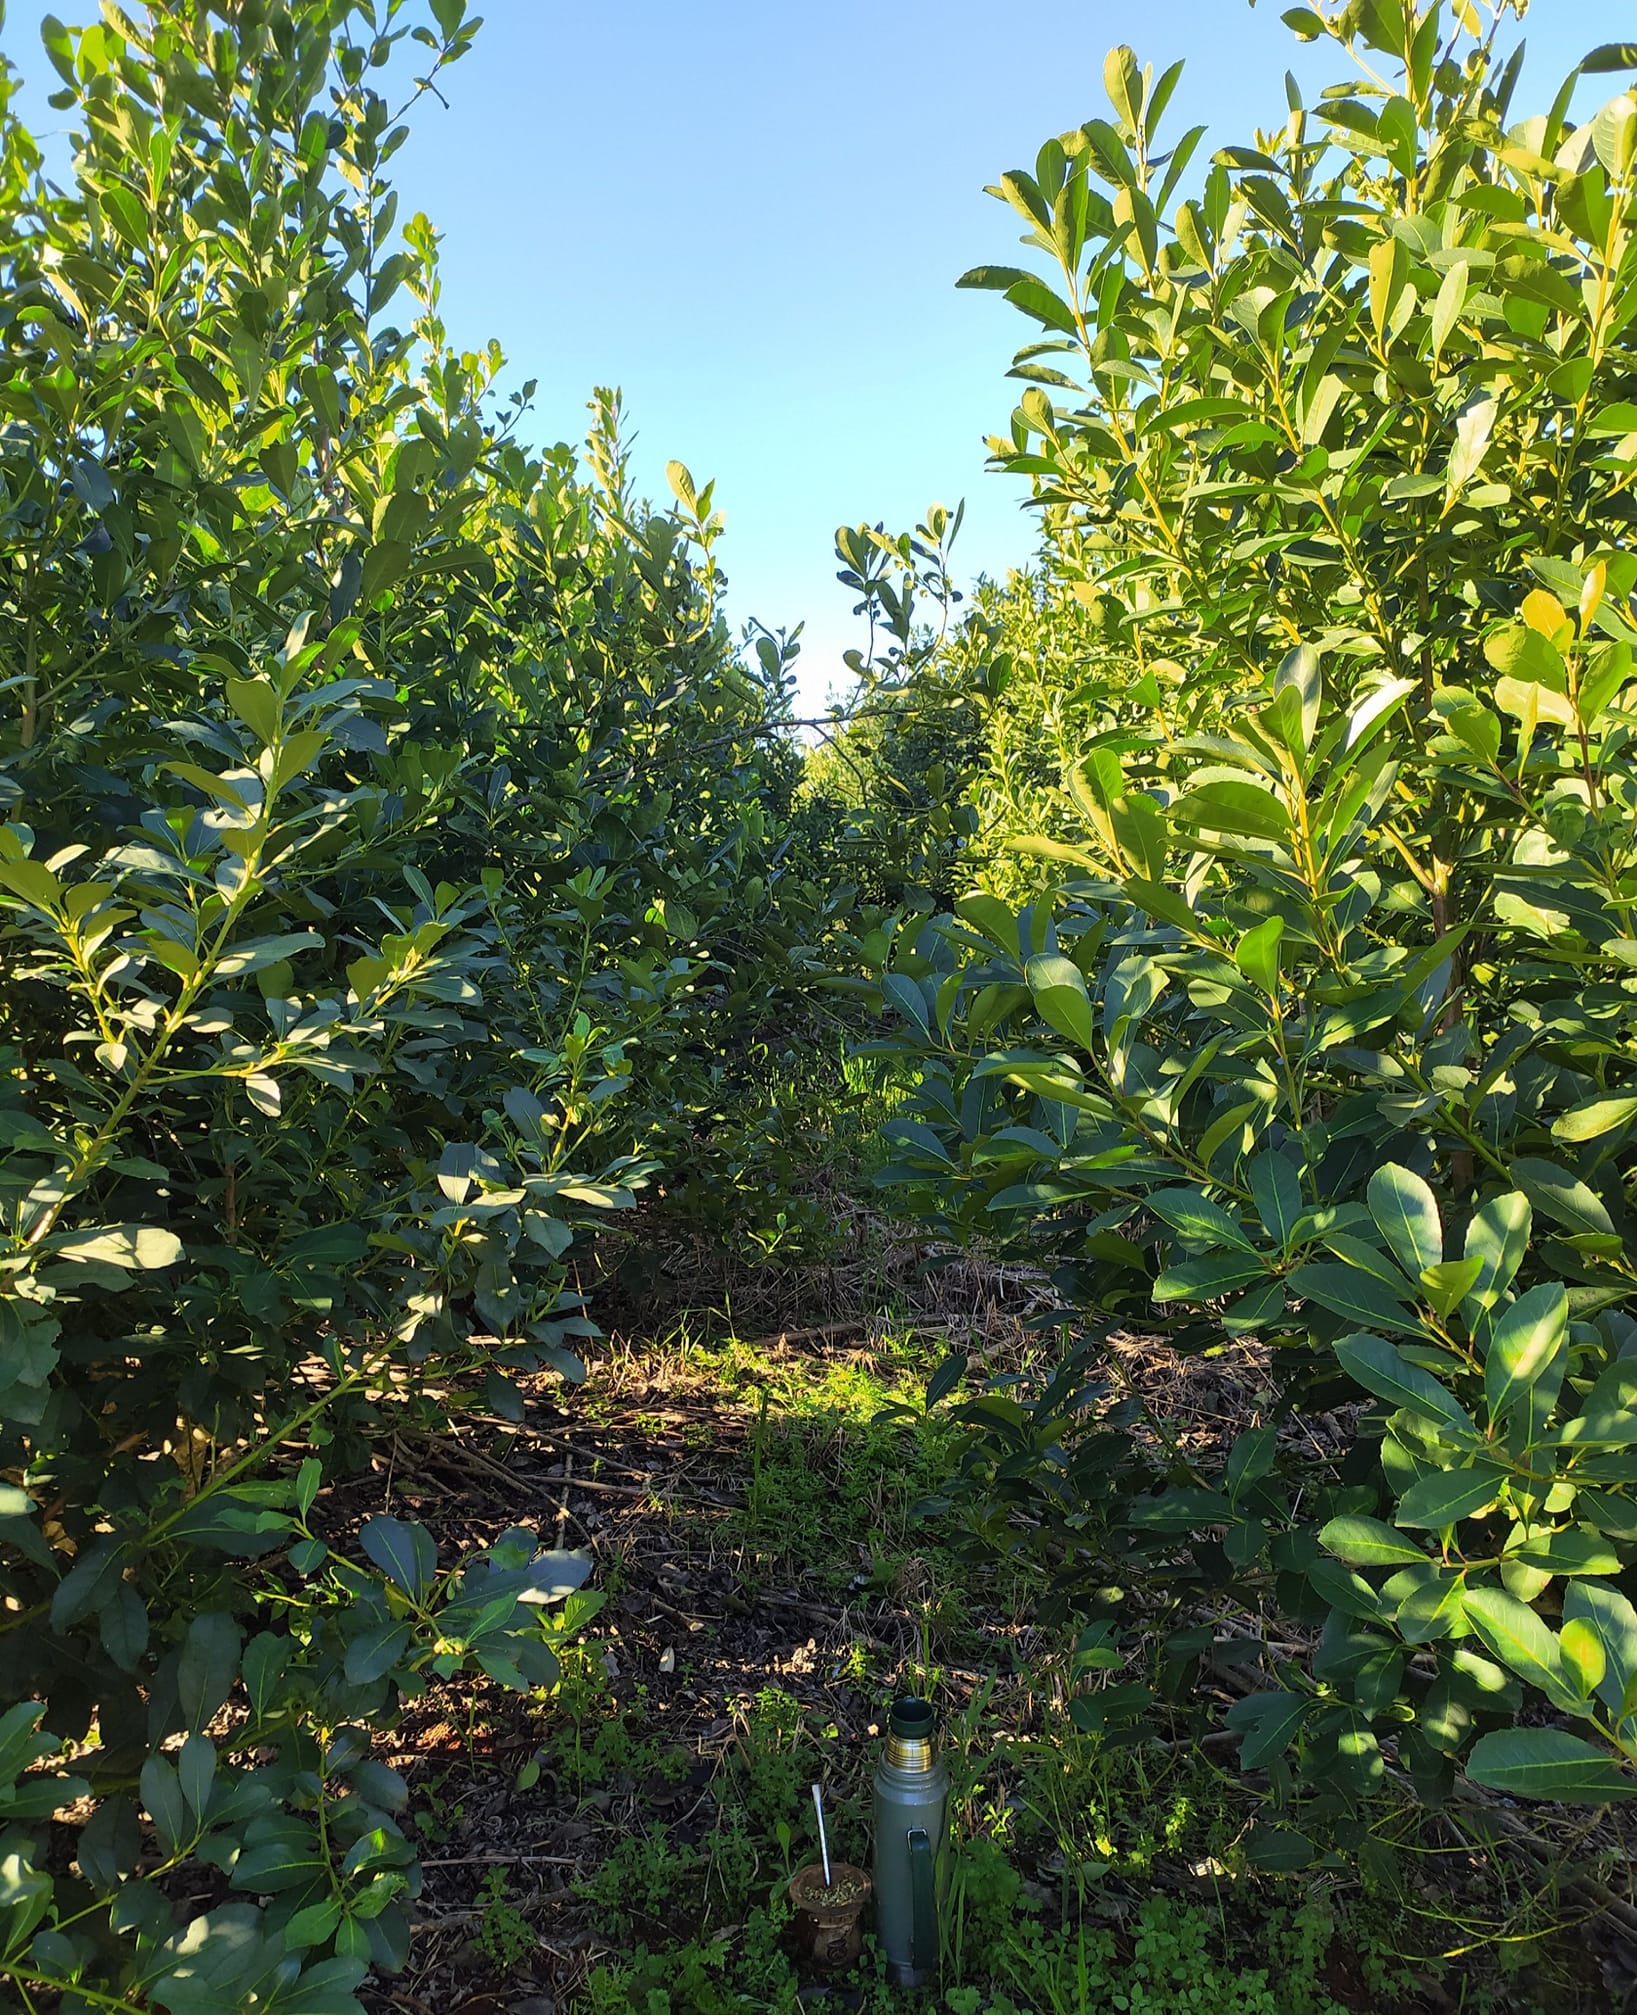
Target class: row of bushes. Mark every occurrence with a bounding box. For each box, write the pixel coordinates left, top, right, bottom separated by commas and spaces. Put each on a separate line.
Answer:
0, 3, 866, 2006
3, 0, 1636, 2005
851, 0, 1637, 1846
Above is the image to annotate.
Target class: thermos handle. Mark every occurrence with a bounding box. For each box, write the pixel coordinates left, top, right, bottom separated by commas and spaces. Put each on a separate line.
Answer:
907, 1827, 935, 1970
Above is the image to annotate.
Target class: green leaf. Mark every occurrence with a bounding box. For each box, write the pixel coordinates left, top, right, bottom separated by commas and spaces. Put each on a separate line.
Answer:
484, 1368, 526, 1422
1124, 1488, 1233, 1531
1293, 1265, 1416, 1332
1225, 1423, 1278, 1505
140, 1754, 190, 1856
1319, 1516, 1428, 1567
1153, 1253, 1268, 1300
242, 1634, 291, 1720
1560, 1619, 1606, 1698
1026, 953, 1096, 1050
1224, 1690, 1309, 1769
1274, 643, 1322, 749
1511, 1158, 1615, 1237
1173, 779, 1291, 841
1552, 1095, 1637, 1144
1418, 1257, 1483, 1318
1369, 231, 1409, 347
1145, 1187, 1257, 1252
1243, 1824, 1315, 1871
1583, 42, 1637, 72
178, 1734, 216, 1819
1196, 1099, 1258, 1171
1346, 674, 1419, 751
1005, 275, 1080, 336
0, 1703, 50, 1790
1110, 791, 1169, 880
956, 264, 1040, 292
1395, 1467, 1500, 1529
1444, 701, 1501, 766
52, 1225, 182, 1270
1563, 1581, 1637, 1719
1430, 258, 1469, 363
1463, 1587, 1576, 1708
1466, 1728, 1637, 1803
1567, 1358, 1637, 1446
160, 762, 253, 811
178, 1613, 242, 1735
1446, 394, 1497, 494
955, 892, 1021, 957
1462, 1191, 1531, 1316
229, 1836, 328, 1892
0, 858, 63, 912
361, 540, 411, 604
1334, 1333, 1474, 1433
50, 1539, 128, 1629
1393, 1568, 1467, 1643
359, 1516, 438, 1600
344, 1621, 414, 1685
99, 1583, 150, 1670
1484, 624, 1568, 690
925, 1353, 968, 1407
1308, 1558, 1387, 1622
213, 933, 322, 978
1512, 1526, 1621, 1577
167, 1491, 291, 1558
1124, 876, 1197, 934
1249, 1152, 1303, 1249
880, 972, 932, 1037
225, 677, 281, 745
1484, 1282, 1568, 1422
283, 1898, 343, 1950
1234, 916, 1284, 994
1367, 1163, 1441, 1276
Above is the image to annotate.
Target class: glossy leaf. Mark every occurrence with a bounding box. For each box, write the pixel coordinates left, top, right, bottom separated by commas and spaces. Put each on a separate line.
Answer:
1025, 954, 1096, 1050
1333, 1334, 1473, 1433
1394, 1467, 1499, 1529
1484, 1283, 1569, 1422
1466, 1729, 1637, 1804
1367, 1163, 1441, 1277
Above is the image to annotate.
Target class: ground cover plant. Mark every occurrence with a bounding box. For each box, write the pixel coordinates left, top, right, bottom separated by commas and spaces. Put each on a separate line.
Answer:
1, 0, 1636, 2011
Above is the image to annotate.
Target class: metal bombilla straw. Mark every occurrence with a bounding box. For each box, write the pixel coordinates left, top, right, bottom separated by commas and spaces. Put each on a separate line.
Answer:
811, 1781, 832, 1888
788, 1777, 868, 1971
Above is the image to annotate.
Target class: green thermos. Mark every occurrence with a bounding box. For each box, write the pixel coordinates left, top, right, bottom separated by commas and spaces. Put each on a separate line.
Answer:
872, 1697, 947, 1987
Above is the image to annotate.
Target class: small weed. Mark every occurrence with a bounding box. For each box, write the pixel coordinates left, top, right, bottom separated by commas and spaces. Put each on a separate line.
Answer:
579, 1825, 706, 1934
723, 1686, 816, 1837
984, 1895, 1334, 2015
474, 1864, 536, 1973
408, 1765, 466, 1848
722, 1344, 967, 1610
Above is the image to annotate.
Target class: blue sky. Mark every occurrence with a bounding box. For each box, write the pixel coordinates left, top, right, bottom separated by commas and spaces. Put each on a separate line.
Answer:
1, 2, 1612, 709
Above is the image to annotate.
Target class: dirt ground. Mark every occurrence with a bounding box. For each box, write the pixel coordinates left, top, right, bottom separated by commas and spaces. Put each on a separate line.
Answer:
332, 1260, 1637, 2015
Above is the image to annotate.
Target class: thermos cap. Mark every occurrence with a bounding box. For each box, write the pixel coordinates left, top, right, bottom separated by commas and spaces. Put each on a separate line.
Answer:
889, 1696, 935, 1740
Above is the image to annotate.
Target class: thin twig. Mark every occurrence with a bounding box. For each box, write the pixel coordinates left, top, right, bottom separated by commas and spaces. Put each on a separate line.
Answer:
418, 1851, 581, 1868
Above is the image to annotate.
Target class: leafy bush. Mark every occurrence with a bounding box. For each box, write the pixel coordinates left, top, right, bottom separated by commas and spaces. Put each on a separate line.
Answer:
0, 1, 846, 2005
812, 565, 1130, 909
864, 0, 1637, 1846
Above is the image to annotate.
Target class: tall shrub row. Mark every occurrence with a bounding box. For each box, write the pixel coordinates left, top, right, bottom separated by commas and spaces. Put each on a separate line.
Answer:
0, 3, 841, 2005
861, 0, 1637, 1852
